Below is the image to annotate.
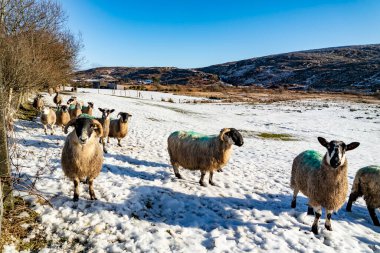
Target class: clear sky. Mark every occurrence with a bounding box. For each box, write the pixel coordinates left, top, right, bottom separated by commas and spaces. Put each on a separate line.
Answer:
60, 0, 380, 70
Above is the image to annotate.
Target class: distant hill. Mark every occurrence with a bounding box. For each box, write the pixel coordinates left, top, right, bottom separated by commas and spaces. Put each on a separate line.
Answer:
75, 44, 380, 92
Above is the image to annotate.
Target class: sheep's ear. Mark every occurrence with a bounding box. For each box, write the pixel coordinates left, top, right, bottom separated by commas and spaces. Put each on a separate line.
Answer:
92, 120, 103, 137
346, 142, 360, 151
117, 112, 121, 118
64, 118, 77, 134
317, 137, 328, 148
110, 109, 115, 113
219, 128, 231, 142
98, 108, 104, 112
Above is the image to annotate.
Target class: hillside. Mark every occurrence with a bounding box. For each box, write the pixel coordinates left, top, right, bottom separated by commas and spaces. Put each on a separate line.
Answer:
75, 44, 380, 92
199, 44, 380, 92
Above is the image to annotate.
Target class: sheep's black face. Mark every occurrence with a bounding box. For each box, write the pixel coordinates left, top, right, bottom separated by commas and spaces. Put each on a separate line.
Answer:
74, 118, 95, 145
226, 128, 244, 147
61, 105, 68, 112
88, 102, 94, 108
118, 112, 131, 123
67, 98, 75, 105
99, 108, 115, 120
318, 137, 360, 169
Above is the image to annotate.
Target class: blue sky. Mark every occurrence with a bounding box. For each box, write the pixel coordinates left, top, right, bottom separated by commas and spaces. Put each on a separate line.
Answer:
60, 0, 380, 70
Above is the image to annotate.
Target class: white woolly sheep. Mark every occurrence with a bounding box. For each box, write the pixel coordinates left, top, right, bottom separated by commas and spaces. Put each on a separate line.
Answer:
97, 108, 115, 153
290, 137, 360, 234
108, 112, 132, 147
346, 165, 380, 226
62, 116, 104, 201
55, 105, 70, 131
40, 106, 56, 135
167, 128, 244, 187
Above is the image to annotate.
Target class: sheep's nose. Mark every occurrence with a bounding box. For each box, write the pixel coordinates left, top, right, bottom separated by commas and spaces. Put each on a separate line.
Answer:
79, 137, 87, 143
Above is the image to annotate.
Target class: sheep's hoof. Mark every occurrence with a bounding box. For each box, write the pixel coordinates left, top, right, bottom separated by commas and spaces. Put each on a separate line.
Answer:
199, 181, 207, 187
373, 220, 380, 226
175, 173, 183, 179
217, 169, 223, 172
311, 225, 318, 235
90, 196, 97, 200
118, 143, 122, 147
325, 224, 332, 231
209, 181, 217, 186
291, 200, 296, 208
73, 195, 79, 202
103, 149, 108, 154
307, 207, 314, 215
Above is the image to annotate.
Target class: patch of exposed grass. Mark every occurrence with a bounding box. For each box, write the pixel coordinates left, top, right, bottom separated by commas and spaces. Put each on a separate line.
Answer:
17, 102, 38, 121
0, 197, 47, 252
257, 132, 298, 141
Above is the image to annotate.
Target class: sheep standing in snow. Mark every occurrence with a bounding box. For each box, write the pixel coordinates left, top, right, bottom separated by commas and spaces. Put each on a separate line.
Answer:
33, 94, 44, 112
53, 92, 62, 107
97, 108, 115, 153
167, 128, 244, 186
55, 105, 70, 131
346, 165, 380, 226
290, 137, 360, 234
40, 106, 56, 135
62, 116, 104, 201
108, 112, 132, 147
82, 102, 94, 116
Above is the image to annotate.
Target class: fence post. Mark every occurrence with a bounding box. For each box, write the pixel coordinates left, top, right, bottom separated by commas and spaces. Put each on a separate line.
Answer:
0, 180, 2, 237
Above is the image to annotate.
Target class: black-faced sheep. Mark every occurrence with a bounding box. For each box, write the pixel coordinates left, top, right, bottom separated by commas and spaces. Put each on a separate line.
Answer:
33, 94, 44, 112
290, 137, 360, 234
55, 105, 70, 131
53, 92, 62, 106
346, 165, 380, 226
167, 128, 244, 187
108, 112, 132, 147
62, 117, 104, 201
40, 106, 56, 135
97, 108, 115, 153
82, 102, 94, 116
69, 103, 82, 120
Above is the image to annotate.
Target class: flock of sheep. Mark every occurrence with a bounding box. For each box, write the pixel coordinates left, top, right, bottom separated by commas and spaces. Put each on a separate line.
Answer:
31, 90, 379, 236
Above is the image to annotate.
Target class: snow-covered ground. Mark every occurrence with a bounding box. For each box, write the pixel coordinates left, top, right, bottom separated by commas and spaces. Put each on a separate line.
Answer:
5, 89, 380, 252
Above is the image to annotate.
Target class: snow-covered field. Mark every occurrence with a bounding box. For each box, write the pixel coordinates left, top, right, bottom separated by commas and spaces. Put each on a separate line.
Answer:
6, 89, 380, 252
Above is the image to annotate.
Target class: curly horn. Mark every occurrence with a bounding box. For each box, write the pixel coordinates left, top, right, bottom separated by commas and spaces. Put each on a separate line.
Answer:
219, 128, 231, 141
91, 119, 103, 137
64, 118, 77, 134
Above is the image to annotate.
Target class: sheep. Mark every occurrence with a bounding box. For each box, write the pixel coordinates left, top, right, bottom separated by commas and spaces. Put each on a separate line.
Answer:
53, 92, 63, 106
40, 106, 56, 135
62, 116, 104, 201
107, 112, 132, 147
82, 102, 94, 116
97, 108, 115, 153
69, 103, 82, 120
346, 165, 380, 226
167, 128, 244, 187
33, 94, 44, 112
55, 105, 70, 131
290, 137, 360, 234
48, 87, 54, 96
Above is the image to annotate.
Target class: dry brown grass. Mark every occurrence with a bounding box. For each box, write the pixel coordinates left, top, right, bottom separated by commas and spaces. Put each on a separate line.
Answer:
125, 84, 380, 104
0, 197, 47, 252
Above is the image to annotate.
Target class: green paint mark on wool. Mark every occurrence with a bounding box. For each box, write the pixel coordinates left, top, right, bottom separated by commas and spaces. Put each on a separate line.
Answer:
360, 165, 380, 174
78, 113, 95, 119
82, 106, 88, 110
69, 104, 76, 110
184, 131, 215, 141
301, 150, 322, 170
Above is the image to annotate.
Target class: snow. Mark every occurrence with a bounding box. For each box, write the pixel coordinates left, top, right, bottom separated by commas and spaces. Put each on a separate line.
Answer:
7, 89, 380, 252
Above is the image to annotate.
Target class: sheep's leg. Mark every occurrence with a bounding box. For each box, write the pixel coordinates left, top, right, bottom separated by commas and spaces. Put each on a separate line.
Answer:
117, 138, 122, 147
102, 138, 108, 153
325, 210, 333, 231
209, 172, 216, 186
199, 171, 207, 187
346, 191, 360, 212
367, 205, 380, 226
73, 178, 80, 201
88, 178, 97, 200
43, 124, 48, 135
311, 206, 322, 235
107, 137, 110, 144
217, 168, 223, 172
50, 123, 55, 135
291, 189, 299, 208
172, 164, 182, 179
